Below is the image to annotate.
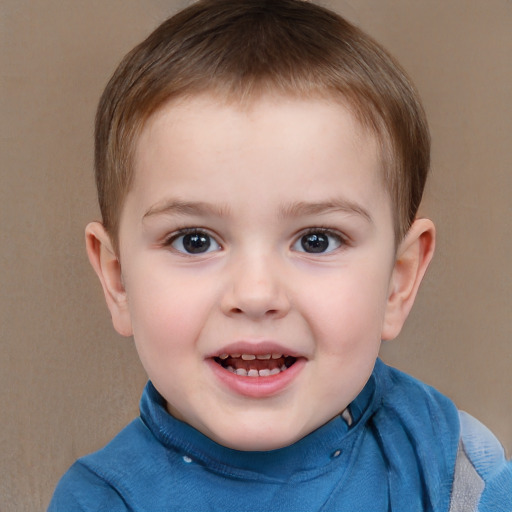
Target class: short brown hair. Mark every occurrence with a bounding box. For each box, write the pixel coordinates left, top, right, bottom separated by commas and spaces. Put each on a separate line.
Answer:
95, 0, 430, 251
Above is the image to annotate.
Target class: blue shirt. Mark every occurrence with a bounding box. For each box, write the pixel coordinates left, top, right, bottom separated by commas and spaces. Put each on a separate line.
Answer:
48, 360, 511, 511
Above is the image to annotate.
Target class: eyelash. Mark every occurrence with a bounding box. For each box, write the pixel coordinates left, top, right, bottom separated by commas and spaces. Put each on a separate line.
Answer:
293, 227, 347, 254
162, 228, 222, 255
163, 227, 209, 244
162, 226, 348, 256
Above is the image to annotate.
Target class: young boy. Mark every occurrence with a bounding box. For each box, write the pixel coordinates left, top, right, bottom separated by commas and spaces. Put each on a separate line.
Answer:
49, 0, 511, 510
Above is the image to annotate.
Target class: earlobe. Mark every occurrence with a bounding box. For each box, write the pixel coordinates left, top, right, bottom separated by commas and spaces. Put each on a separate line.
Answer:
85, 222, 133, 337
381, 218, 435, 341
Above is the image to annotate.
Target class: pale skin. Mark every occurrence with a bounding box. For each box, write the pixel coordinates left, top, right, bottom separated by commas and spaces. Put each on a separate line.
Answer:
86, 94, 435, 451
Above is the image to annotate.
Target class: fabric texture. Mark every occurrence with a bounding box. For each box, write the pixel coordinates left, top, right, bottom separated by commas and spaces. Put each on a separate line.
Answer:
48, 360, 511, 511
449, 440, 485, 512
455, 411, 512, 512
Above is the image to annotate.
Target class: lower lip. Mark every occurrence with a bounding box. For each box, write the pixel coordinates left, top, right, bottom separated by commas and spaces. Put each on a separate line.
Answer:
207, 358, 306, 398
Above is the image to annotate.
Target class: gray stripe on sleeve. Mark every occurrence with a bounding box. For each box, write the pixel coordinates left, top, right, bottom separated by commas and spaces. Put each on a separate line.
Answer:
448, 440, 485, 512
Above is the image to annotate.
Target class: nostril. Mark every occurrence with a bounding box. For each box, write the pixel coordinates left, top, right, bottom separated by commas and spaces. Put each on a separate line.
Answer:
222, 284, 291, 319
230, 307, 279, 315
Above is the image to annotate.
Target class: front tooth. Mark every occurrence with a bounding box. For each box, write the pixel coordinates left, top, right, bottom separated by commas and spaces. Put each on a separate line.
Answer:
247, 369, 259, 377
241, 354, 256, 360
226, 366, 235, 373
271, 353, 283, 359
235, 368, 248, 376
280, 365, 287, 371
231, 353, 241, 358
269, 368, 281, 375
256, 354, 271, 360
219, 353, 229, 360
258, 369, 271, 377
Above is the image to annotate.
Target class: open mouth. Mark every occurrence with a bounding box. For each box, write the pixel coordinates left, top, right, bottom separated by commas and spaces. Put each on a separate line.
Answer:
213, 353, 298, 377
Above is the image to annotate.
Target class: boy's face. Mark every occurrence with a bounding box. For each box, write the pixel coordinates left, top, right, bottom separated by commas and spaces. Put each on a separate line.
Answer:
112, 94, 401, 451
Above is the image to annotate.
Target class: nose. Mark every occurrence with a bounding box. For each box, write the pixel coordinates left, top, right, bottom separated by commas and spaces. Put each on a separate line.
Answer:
220, 251, 291, 320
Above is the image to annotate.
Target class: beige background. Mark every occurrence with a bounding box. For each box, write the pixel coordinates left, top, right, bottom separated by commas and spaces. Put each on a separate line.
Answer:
1, 1, 510, 510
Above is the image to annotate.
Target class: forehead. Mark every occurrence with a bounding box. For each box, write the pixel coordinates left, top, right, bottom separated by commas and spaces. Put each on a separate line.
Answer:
134, 92, 383, 176
128, 93, 389, 220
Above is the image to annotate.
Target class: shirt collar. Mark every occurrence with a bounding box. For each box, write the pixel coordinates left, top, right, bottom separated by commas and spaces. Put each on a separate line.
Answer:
140, 360, 383, 480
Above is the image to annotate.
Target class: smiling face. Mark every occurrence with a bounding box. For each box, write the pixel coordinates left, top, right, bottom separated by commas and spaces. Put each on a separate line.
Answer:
87, 94, 432, 451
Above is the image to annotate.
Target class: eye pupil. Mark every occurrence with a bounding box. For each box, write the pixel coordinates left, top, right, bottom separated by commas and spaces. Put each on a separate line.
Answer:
301, 233, 329, 253
183, 233, 211, 253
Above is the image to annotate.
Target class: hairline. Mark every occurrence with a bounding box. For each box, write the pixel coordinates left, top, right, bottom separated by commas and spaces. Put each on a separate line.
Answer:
110, 86, 398, 255
96, 0, 429, 255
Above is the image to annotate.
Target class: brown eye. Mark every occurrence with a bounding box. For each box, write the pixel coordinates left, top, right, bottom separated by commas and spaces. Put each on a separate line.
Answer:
294, 230, 343, 254
170, 231, 220, 254
301, 233, 329, 253
183, 233, 211, 253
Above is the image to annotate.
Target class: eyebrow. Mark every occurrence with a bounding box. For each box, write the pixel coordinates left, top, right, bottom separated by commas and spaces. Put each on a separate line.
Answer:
142, 197, 372, 223
143, 199, 231, 220
278, 199, 373, 223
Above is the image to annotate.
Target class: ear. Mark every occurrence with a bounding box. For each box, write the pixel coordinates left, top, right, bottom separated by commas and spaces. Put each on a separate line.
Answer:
85, 222, 133, 337
381, 218, 435, 341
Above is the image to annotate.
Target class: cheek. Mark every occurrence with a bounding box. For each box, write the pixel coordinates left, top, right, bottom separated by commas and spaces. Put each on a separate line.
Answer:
301, 263, 391, 351
125, 270, 217, 355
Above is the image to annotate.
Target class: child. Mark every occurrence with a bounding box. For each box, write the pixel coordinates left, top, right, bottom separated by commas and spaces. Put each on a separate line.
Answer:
49, 0, 512, 510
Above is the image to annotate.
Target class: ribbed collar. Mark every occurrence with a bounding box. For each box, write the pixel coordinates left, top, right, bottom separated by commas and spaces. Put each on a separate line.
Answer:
140, 360, 384, 481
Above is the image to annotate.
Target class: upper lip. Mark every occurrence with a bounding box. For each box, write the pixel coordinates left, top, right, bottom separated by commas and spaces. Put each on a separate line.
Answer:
206, 341, 306, 360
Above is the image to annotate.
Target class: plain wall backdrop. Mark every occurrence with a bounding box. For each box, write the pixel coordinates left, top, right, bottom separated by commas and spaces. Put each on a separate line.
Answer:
1, 1, 510, 510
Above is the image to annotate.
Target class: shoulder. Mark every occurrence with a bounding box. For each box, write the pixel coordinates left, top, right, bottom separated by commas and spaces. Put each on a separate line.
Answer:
375, 363, 512, 510
366, 362, 460, 509
450, 411, 512, 512
48, 459, 128, 512
372, 363, 512, 510
48, 418, 168, 512
373, 361, 460, 441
